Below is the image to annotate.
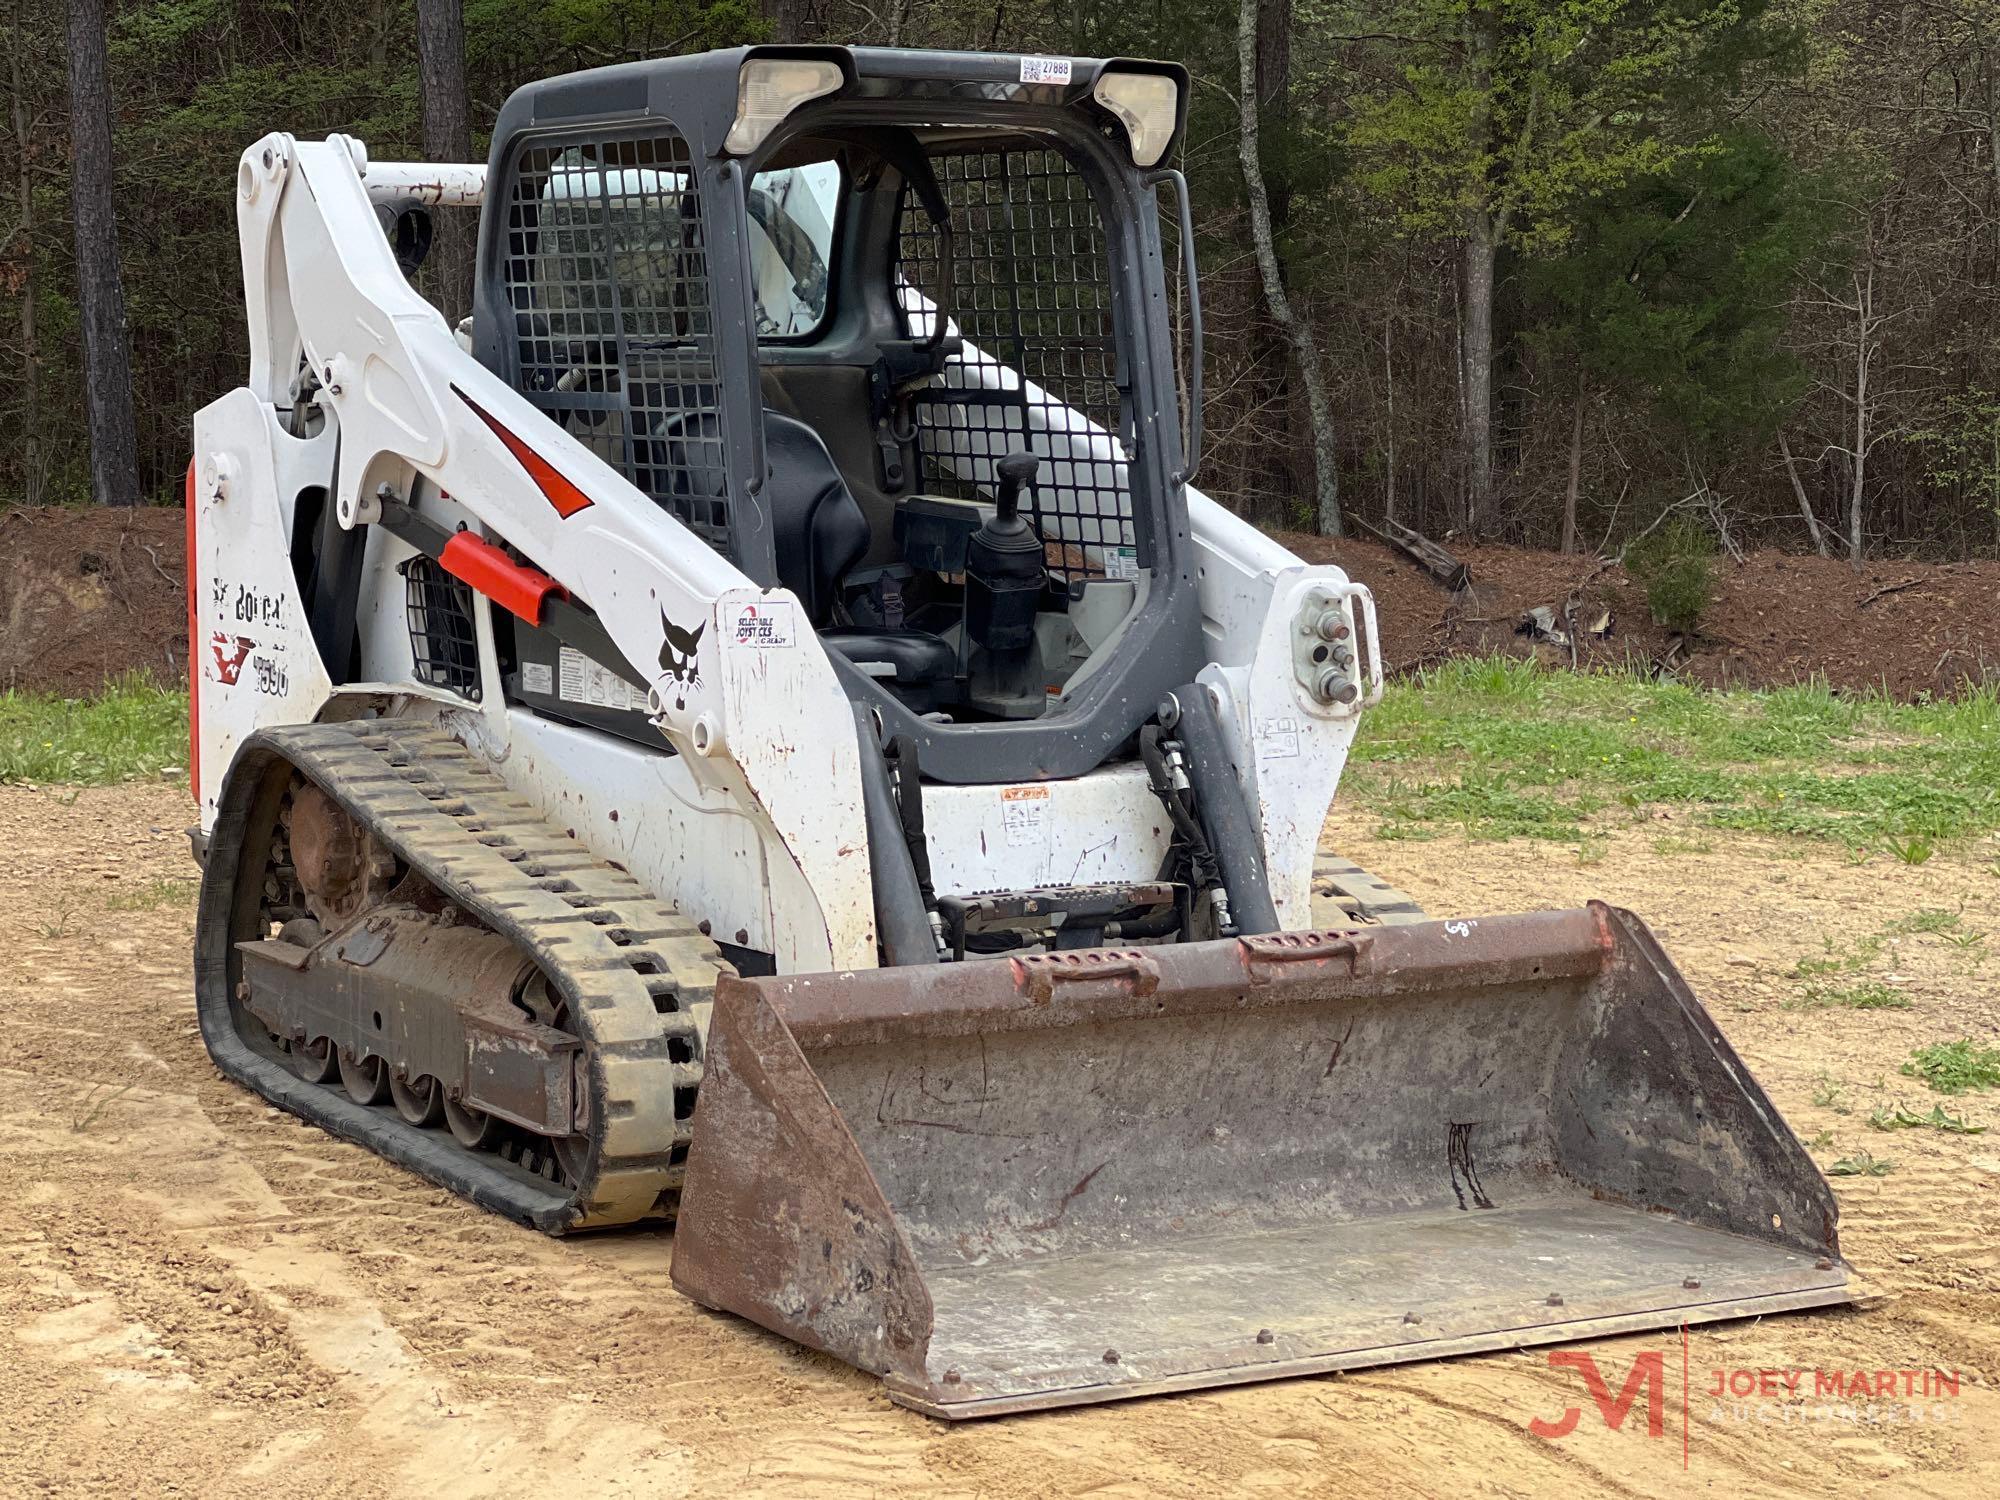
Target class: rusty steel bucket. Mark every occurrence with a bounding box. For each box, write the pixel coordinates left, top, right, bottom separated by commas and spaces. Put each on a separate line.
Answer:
670, 904, 1850, 1417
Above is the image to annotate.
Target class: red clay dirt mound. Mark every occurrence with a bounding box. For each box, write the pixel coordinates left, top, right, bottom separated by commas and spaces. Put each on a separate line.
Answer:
1281, 532, 2000, 699
0, 507, 187, 696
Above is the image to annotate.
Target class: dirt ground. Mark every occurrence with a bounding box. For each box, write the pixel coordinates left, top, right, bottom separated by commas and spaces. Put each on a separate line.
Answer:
0, 507, 187, 695
2, 781, 1996, 1498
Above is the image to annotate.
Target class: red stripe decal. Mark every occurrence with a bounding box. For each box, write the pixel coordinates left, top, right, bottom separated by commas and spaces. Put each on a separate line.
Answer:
184, 458, 200, 799
440, 531, 561, 626
455, 387, 594, 518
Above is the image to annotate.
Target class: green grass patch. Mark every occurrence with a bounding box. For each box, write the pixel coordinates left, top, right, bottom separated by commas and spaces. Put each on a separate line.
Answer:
1867, 1102, 1985, 1134
104, 878, 198, 913
1810, 1073, 1851, 1112
1789, 935, 1883, 979
0, 678, 187, 786
1787, 979, 1911, 1011
1883, 908, 1970, 936
1345, 659, 2000, 849
1827, 1150, 1896, 1176
1902, 1040, 2000, 1094
34, 896, 86, 940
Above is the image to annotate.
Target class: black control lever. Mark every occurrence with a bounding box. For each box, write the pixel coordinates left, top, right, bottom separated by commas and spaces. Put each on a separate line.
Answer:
962, 450, 1047, 665
993, 450, 1039, 522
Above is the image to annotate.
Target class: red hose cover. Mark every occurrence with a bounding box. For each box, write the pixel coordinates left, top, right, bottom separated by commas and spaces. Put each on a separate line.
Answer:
439, 532, 560, 625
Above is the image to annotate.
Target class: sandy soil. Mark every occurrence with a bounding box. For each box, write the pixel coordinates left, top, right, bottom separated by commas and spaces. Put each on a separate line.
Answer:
2, 781, 1995, 1498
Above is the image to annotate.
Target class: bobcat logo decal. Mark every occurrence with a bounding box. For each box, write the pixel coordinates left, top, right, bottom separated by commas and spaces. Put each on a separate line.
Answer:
658, 610, 704, 709
210, 632, 255, 686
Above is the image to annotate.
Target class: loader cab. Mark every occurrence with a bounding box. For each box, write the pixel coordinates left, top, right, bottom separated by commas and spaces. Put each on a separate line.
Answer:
473, 46, 1205, 783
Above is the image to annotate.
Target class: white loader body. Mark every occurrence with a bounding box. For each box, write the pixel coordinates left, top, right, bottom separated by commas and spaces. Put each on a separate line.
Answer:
190, 135, 1380, 973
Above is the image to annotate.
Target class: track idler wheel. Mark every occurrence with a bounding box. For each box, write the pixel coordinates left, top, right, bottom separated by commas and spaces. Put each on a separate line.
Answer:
289, 1036, 340, 1084
338, 1050, 392, 1105
444, 1096, 504, 1150
390, 1073, 445, 1127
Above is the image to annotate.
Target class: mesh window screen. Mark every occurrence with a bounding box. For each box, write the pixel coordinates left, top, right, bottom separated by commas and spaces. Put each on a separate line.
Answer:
897, 146, 1134, 581
402, 556, 481, 699
502, 133, 730, 551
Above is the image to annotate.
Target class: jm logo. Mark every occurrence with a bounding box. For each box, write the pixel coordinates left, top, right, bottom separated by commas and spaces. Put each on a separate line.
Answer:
1530, 1350, 1667, 1440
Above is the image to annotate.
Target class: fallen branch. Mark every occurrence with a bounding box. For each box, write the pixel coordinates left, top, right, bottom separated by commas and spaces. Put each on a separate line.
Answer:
1648, 635, 1688, 682
1859, 578, 1922, 608
1777, 430, 1829, 558
1350, 514, 1471, 593
135, 541, 179, 588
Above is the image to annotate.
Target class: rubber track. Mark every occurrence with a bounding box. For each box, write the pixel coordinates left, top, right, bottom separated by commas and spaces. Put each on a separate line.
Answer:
1310, 852, 1428, 927
196, 718, 726, 1233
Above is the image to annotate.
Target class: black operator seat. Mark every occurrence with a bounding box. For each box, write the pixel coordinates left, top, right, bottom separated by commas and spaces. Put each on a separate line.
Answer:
662, 410, 955, 701
762, 414, 956, 696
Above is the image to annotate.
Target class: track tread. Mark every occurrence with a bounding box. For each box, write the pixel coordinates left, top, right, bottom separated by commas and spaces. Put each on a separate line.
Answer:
1311, 852, 1428, 926
230, 718, 726, 1231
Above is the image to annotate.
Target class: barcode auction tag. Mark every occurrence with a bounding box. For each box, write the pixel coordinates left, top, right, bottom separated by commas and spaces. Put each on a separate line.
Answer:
1019, 56, 1072, 85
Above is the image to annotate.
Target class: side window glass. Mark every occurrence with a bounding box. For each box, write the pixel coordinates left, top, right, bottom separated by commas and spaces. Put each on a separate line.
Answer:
748, 161, 841, 338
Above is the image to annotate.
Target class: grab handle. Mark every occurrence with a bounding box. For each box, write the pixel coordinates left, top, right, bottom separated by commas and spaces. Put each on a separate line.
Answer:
1334, 582, 1385, 708
1013, 950, 1162, 1005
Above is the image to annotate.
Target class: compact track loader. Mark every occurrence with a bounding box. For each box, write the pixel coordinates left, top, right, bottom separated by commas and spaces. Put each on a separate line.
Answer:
189, 45, 1851, 1417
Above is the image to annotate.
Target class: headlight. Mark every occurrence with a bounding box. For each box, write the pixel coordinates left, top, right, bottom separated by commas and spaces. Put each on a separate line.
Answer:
723, 58, 844, 156
1091, 71, 1179, 168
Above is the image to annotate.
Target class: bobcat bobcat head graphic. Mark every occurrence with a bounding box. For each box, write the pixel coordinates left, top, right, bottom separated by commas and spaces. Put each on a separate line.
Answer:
659, 610, 704, 689
210, 633, 255, 686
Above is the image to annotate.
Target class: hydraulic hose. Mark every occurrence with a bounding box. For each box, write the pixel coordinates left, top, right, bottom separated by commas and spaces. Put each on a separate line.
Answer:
854, 708, 940, 966
1168, 686, 1280, 936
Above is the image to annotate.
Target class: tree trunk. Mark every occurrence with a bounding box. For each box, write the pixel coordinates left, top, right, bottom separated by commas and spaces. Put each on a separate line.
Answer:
1237, 0, 1340, 535
1246, 0, 1307, 518
1561, 388, 1584, 554
1254, 0, 1293, 217
1453, 3, 1502, 538
1459, 221, 1497, 535
766, 0, 807, 43
1777, 430, 1828, 557
1847, 267, 1871, 567
1981, 28, 2000, 275
11, 5, 42, 506
368, 0, 390, 71
64, 0, 142, 507
416, 0, 474, 324
1382, 314, 1397, 525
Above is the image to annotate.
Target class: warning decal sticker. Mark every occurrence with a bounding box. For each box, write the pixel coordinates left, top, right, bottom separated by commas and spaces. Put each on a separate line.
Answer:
1001, 784, 1052, 848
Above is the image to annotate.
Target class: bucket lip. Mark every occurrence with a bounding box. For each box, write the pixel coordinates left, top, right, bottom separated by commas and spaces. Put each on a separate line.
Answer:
886, 1278, 1856, 1420
717, 905, 1617, 1045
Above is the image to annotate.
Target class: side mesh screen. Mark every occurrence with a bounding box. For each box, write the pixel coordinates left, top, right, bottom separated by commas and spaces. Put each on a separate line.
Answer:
401, 556, 481, 700
897, 146, 1134, 582
501, 133, 730, 552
